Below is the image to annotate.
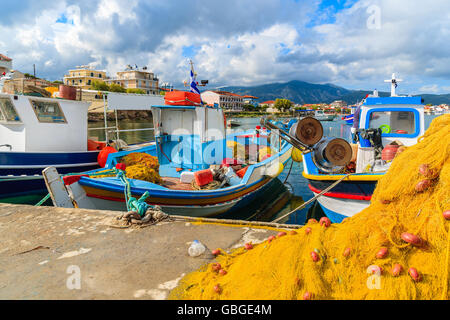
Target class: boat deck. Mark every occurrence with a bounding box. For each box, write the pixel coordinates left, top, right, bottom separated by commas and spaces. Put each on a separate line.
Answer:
161, 177, 194, 191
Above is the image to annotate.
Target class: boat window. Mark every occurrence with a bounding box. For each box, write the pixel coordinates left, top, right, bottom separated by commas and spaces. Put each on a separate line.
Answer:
368, 111, 415, 134
0, 97, 21, 123
30, 99, 67, 123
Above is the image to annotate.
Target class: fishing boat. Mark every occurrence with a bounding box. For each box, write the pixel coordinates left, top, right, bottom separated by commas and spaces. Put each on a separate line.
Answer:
0, 93, 105, 202
43, 66, 294, 217
44, 97, 293, 217
342, 105, 357, 125
0, 79, 164, 202
301, 74, 426, 222
314, 109, 336, 121
227, 119, 241, 128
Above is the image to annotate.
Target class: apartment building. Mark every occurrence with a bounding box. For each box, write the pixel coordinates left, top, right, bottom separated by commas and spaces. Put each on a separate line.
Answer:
106, 68, 159, 95
63, 66, 107, 89
201, 90, 244, 111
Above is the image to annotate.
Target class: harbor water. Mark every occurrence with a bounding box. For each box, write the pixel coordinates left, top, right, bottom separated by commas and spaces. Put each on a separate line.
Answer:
84, 114, 440, 225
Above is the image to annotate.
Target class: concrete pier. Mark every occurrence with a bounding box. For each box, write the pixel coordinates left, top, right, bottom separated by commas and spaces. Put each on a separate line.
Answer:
0, 203, 297, 300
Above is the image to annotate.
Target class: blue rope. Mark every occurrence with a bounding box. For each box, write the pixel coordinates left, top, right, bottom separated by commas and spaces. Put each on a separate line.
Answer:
116, 169, 152, 217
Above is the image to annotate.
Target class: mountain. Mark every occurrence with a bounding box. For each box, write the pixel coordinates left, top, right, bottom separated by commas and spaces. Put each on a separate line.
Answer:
215, 80, 450, 105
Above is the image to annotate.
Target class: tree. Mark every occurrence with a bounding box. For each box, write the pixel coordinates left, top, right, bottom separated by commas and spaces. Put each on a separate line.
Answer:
91, 80, 110, 91
242, 104, 256, 111
109, 83, 126, 93
274, 98, 293, 112
126, 88, 146, 94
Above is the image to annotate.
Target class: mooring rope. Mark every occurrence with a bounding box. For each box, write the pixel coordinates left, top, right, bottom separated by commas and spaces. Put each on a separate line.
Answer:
272, 173, 352, 224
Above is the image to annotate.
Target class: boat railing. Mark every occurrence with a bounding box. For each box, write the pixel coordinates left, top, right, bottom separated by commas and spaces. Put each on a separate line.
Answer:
88, 126, 155, 143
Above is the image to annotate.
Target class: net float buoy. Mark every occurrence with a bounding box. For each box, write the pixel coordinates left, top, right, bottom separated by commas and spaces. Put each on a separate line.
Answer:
267, 235, 276, 243
219, 269, 227, 276
376, 247, 388, 259
212, 263, 222, 272
418, 164, 436, 178
244, 243, 253, 250
305, 227, 312, 235
212, 249, 221, 256
303, 292, 312, 300
311, 251, 320, 262
415, 179, 432, 193
401, 232, 423, 247
408, 267, 421, 282
289, 230, 297, 235
392, 264, 403, 277
213, 284, 222, 294
443, 210, 450, 220
277, 231, 287, 238
319, 217, 331, 228
343, 247, 351, 258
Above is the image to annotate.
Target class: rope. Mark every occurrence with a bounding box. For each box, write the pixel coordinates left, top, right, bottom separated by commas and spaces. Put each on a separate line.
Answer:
116, 169, 151, 217
191, 180, 221, 190
283, 159, 294, 184
35, 193, 51, 206
272, 173, 352, 224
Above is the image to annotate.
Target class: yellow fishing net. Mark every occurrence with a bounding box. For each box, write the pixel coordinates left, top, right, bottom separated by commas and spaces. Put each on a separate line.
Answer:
121, 152, 159, 170
120, 153, 162, 183
91, 153, 162, 183
169, 114, 450, 300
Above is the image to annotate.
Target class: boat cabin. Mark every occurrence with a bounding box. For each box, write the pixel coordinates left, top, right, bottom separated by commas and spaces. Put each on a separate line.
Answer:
150, 104, 226, 177
359, 96, 425, 147
0, 93, 90, 152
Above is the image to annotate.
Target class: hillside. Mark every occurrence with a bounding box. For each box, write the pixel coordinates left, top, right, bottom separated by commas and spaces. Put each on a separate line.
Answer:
216, 80, 450, 105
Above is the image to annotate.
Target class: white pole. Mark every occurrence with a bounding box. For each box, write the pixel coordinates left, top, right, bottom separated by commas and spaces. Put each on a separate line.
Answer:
103, 94, 108, 143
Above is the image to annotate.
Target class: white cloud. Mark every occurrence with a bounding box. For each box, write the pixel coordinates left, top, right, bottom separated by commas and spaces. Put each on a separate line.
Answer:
0, 0, 448, 94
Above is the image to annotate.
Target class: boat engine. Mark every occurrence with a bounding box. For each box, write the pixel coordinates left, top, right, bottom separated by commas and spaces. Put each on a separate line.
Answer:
264, 117, 352, 173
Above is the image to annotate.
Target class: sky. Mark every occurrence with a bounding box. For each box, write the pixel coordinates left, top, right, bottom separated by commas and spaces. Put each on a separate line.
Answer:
1, 0, 449, 94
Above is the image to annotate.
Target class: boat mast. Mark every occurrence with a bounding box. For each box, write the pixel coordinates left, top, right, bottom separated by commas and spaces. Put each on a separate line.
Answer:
384, 73, 403, 97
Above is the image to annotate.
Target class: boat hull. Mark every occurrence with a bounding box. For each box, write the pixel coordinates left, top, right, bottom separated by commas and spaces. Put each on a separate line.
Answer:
302, 152, 382, 223
0, 151, 99, 200
316, 115, 336, 121
312, 192, 371, 223
343, 114, 354, 125
76, 142, 293, 218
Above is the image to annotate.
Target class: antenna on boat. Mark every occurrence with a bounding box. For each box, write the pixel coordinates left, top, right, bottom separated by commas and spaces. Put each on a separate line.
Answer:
384, 73, 403, 97
184, 59, 208, 87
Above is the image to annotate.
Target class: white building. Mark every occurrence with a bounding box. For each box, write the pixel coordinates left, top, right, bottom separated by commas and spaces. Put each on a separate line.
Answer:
201, 90, 244, 111
0, 54, 13, 75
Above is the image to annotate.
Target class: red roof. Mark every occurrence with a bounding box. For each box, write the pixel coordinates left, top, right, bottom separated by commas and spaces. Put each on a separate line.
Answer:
0, 54, 12, 61
242, 95, 258, 99
213, 90, 243, 98
261, 100, 275, 104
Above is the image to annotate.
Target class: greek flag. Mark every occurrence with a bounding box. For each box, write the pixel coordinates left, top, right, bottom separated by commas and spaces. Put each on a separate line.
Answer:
190, 70, 201, 95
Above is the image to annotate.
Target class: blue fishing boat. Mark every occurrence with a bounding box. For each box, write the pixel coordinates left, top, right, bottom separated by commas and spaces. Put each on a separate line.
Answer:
302, 74, 426, 222
342, 105, 359, 125
43, 65, 294, 217
45, 97, 293, 217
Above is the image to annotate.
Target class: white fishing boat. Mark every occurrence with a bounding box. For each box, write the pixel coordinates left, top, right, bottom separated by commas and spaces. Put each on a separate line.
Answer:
302, 74, 427, 222
314, 109, 336, 121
